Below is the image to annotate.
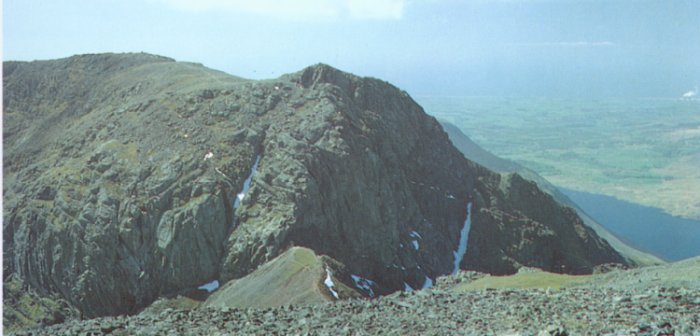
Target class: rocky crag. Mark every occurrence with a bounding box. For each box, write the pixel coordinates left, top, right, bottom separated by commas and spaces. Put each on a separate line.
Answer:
4, 53, 628, 328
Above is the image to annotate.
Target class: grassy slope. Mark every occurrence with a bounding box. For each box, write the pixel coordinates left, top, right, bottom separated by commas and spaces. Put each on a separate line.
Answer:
454, 256, 700, 292
455, 271, 593, 291
204, 247, 358, 309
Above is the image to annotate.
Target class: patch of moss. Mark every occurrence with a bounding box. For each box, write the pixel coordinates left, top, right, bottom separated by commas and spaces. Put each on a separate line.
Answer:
3, 276, 79, 333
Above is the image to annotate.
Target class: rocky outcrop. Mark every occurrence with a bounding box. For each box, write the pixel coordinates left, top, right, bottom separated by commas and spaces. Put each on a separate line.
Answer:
466, 173, 628, 275
4, 54, 626, 323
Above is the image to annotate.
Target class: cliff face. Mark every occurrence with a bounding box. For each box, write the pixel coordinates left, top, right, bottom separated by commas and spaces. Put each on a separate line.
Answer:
3, 54, 626, 319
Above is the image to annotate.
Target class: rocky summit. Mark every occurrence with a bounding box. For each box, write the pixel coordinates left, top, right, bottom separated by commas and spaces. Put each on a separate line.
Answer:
5, 53, 633, 332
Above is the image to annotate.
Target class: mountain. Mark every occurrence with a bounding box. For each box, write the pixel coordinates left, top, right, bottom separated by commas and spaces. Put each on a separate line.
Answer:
440, 121, 665, 266
3, 53, 627, 328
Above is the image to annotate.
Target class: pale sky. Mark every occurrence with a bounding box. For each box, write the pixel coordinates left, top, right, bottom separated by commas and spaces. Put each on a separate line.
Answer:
4, 0, 700, 96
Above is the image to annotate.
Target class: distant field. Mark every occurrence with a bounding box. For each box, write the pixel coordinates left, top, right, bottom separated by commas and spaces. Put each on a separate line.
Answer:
419, 96, 700, 220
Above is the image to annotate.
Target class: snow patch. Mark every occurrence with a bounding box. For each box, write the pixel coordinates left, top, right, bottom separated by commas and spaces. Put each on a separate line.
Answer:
350, 274, 376, 298
404, 282, 414, 292
409, 231, 421, 250
422, 276, 433, 289
198, 280, 220, 293
233, 155, 261, 210
411, 240, 419, 250
324, 267, 339, 299
453, 202, 473, 274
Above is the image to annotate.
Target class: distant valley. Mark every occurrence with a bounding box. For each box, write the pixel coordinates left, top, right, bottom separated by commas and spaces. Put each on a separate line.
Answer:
419, 96, 700, 221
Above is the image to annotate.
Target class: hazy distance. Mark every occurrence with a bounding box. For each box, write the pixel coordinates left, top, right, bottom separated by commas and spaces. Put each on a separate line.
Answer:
4, 0, 699, 97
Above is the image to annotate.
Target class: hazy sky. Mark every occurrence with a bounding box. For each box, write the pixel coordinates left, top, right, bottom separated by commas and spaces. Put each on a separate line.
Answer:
4, 0, 700, 97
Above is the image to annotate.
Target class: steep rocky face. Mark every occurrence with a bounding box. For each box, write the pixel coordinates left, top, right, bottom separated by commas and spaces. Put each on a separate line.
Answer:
3, 53, 626, 320
467, 173, 626, 275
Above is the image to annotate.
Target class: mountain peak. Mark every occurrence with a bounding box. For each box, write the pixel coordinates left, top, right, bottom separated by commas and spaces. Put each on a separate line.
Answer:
294, 63, 359, 92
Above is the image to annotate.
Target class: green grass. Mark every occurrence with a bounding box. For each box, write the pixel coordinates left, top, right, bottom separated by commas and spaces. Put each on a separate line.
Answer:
454, 271, 594, 292
204, 247, 357, 309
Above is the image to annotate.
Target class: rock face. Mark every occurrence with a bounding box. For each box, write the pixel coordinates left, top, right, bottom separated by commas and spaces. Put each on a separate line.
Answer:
3, 53, 626, 321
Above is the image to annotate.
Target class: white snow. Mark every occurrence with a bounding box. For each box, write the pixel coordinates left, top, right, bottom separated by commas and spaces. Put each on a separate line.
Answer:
447, 194, 456, 199
422, 276, 433, 289
324, 267, 339, 299
403, 282, 414, 292
411, 240, 419, 250
198, 280, 220, 293
453, 202, 473, 274
409, 231, 421, 250
350, 274, 376, 297
233, 155, 261, 210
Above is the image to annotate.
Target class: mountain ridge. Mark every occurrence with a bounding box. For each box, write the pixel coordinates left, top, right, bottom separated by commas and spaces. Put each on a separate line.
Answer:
4, 53, 628, 329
